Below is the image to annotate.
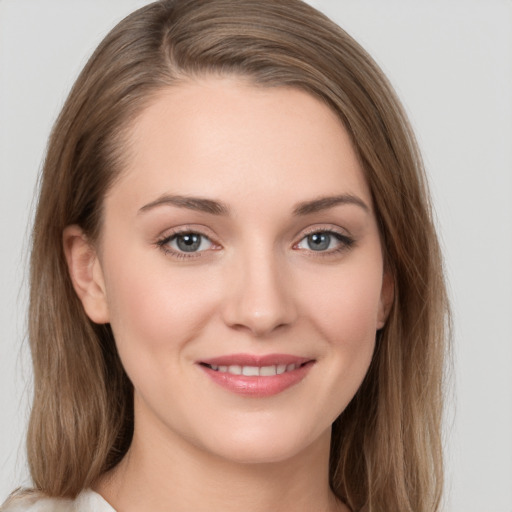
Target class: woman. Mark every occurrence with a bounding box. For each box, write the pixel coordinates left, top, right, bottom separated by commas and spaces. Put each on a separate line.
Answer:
2, 0, 449, 511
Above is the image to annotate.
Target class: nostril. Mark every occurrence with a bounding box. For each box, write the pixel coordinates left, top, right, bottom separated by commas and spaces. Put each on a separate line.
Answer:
220, 266, 298, 336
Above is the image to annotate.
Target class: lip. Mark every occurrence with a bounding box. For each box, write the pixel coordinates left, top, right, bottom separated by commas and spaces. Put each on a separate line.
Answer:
197, 353, 315, 397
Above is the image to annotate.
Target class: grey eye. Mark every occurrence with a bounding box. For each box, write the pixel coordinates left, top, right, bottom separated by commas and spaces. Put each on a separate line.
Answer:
297, 232, 338, 251
170, 233, 212, 253
295, 231, 354, 253
305, 232, 331, 251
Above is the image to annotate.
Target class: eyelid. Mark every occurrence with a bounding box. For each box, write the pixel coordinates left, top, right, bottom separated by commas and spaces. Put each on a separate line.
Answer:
155, 225, 222, 259
294, 224, 353, 243
156, 224, 219, 243
292, 225, 356, 254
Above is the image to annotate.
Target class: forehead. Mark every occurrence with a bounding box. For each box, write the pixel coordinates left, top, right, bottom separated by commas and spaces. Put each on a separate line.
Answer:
107, 77, 371, 211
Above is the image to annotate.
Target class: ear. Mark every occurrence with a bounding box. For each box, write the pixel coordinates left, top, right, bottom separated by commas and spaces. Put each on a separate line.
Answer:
377, 270, 394, 329
63, 225, 110, 324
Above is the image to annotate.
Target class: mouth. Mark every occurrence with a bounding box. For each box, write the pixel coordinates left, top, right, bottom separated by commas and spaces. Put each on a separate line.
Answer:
200, 361, 309, 376
197, 354, 315, 397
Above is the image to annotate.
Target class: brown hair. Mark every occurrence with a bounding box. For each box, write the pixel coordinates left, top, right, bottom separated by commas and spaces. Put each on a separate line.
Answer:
19, 1, 449, 510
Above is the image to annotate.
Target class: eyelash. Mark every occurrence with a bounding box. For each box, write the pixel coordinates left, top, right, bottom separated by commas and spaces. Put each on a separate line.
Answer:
294, 228, 355, 257
155, 227, 355, 260
156, 228, 217, 260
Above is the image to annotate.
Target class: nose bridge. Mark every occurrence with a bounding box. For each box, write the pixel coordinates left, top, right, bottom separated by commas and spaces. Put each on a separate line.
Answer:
222, 239, 297, 336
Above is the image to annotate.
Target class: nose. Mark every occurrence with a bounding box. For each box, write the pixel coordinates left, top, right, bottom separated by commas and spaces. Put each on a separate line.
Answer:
221, 247, 298, 337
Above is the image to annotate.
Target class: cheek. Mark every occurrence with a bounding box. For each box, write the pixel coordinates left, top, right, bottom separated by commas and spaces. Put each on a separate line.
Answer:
103, 254, 218, 357
302, 259, 384, 346
102, 257, 224, 417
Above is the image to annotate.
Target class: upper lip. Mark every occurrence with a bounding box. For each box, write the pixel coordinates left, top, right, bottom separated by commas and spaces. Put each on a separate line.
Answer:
199, 353, 313, 367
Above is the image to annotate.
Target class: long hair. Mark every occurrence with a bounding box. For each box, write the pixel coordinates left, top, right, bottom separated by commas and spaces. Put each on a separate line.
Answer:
20, 1, 449, 510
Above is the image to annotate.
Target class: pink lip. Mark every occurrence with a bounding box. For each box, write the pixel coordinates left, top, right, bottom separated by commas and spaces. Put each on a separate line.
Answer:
197, 353, 315, 398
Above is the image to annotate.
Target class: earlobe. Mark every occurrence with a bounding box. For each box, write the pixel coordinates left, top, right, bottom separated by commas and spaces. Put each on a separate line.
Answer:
377, 270, 394, 329
63, 225, 110, 324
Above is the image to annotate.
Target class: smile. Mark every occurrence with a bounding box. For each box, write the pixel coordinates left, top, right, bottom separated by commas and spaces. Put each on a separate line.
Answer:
198, 354, 315, 397
204, 363, 301, 376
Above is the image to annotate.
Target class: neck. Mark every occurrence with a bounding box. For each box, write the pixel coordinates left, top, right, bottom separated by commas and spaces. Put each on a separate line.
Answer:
95, 409, 347, 512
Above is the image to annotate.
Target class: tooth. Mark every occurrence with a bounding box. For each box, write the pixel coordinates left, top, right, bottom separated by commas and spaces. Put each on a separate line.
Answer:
260, 365, 277, 376
228, 365, 242, 375
209, 363, 301, 375
242, 366, 260, 376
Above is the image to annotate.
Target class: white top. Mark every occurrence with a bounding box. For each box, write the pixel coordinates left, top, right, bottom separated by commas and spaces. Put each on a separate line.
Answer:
1, 489, 115, 512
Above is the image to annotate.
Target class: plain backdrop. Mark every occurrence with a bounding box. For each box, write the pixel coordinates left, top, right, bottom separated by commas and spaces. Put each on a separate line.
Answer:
1, 1, 511, 510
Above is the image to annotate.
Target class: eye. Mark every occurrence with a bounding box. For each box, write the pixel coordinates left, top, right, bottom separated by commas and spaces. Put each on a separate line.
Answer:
295, 231, 354, 253
161, 232, 214, 254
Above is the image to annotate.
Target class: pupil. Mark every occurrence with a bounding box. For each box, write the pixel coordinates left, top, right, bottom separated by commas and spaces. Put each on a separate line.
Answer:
177, 233, 201, 252
308, 233, 330, 251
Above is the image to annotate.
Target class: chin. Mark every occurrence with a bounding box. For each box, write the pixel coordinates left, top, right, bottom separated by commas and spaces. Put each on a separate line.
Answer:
196, 418, 331, 466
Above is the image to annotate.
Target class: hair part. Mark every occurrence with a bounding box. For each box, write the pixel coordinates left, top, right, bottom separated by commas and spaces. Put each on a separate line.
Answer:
24, 1, 449, 511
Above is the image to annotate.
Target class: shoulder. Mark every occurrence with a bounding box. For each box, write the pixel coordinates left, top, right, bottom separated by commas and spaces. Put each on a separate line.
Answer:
1, 489, 115, 512
0, 494, 74, 512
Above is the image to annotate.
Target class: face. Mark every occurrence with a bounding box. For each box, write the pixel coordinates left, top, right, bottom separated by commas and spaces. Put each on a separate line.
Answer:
70, 77, 392, 465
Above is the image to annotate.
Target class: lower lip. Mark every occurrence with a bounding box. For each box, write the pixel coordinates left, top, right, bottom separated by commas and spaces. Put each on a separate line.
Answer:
198, 362, 315, 397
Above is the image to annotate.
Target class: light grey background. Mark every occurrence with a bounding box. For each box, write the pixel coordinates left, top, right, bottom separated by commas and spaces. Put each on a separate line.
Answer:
1, 1, 511, 510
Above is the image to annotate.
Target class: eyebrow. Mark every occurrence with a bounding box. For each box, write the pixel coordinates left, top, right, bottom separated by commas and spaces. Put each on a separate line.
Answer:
293, 194, 370, 215
138, 195, 230, 215
138, 193, 369, 216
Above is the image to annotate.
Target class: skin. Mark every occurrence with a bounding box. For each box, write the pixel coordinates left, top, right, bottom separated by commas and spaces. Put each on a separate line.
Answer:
64, 77, 393, 512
